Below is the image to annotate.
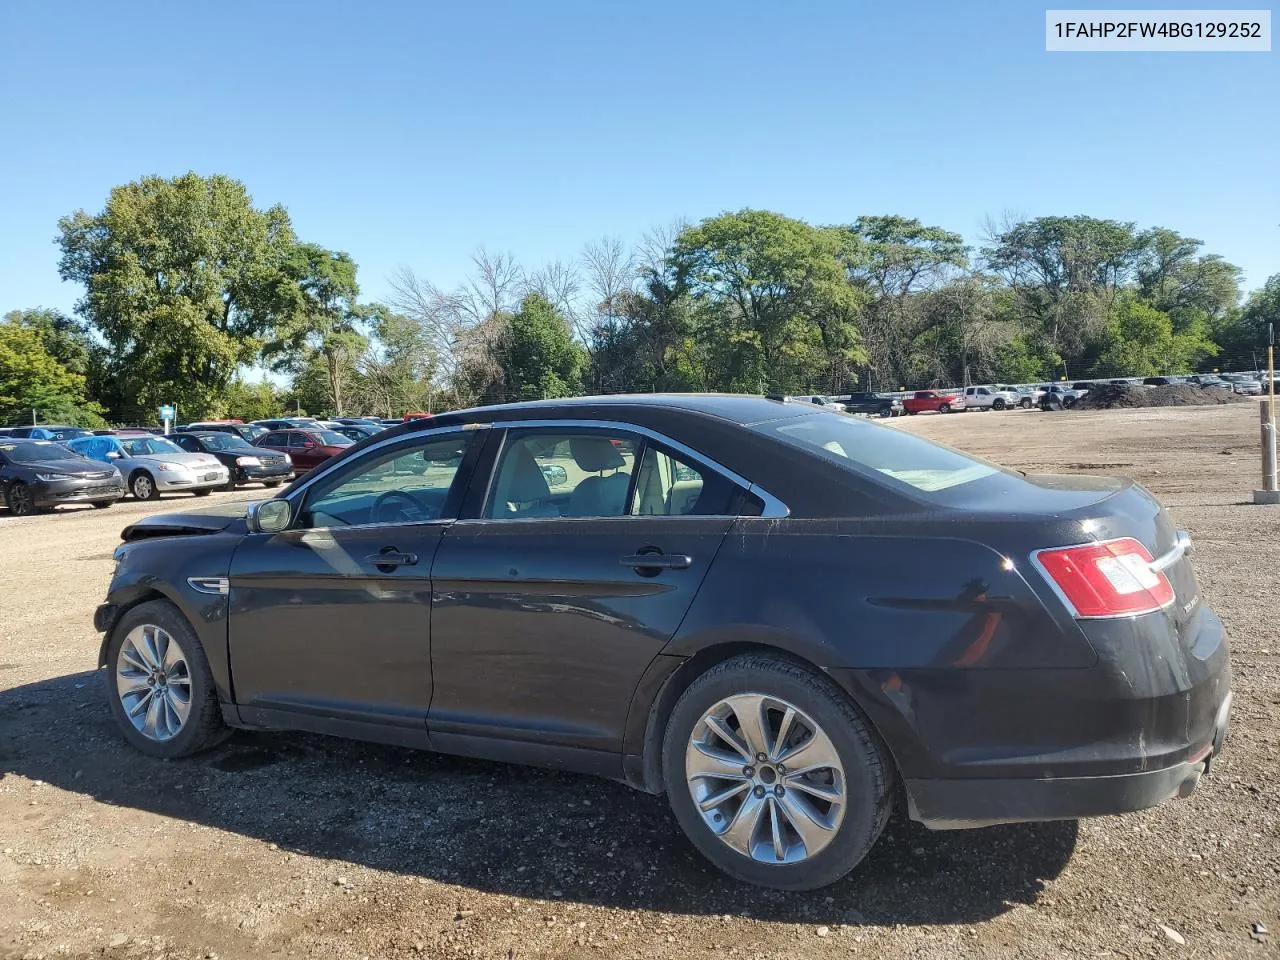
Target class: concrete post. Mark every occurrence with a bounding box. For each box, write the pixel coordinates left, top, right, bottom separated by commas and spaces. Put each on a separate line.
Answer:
1255, 399, 1280, 504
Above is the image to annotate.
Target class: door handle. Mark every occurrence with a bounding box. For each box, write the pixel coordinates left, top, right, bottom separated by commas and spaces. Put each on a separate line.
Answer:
366, 550, 419, 570
620, 553, 692, 570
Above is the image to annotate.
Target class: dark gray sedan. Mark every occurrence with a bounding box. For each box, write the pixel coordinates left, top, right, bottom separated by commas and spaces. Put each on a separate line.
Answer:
93, 395, 1230, 889
0, 439, 124, 514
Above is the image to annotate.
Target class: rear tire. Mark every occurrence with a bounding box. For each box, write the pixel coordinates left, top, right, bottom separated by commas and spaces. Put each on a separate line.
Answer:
104, 599, 230, 759
91, 501, 114, 510
662, 654, 892, 891
193, 489, 211, 497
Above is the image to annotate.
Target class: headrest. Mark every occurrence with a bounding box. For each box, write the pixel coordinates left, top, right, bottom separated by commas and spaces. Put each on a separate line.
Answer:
570, 437, 625, 472
506, 447, 551, 502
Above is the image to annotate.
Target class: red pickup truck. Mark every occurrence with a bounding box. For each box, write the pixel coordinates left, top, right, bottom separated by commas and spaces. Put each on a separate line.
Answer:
902, 390, 966, 415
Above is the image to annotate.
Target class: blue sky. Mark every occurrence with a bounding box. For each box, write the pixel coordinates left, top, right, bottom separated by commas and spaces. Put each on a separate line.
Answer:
1, 0, 1277, 318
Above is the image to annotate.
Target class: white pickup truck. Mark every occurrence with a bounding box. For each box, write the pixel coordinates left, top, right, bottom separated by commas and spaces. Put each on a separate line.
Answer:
961, 385, 1022, 410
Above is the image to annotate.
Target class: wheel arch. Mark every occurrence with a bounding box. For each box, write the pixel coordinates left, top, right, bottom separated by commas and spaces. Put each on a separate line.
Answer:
624, 639, 900, 798
96, 586, 173, 669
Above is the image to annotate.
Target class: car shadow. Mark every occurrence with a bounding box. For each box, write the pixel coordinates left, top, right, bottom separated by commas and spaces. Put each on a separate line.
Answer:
2, 671, 1078, 925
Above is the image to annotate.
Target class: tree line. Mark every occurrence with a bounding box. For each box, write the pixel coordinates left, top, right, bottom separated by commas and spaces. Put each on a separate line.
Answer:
3, 172, 1278, 427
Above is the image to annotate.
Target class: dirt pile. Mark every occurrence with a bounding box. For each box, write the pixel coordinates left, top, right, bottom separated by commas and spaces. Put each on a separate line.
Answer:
1073, 383, 1247, 410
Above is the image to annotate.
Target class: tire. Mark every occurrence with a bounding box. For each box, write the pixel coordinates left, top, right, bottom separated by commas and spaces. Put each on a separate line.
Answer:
6, 482, 41, 517
662, 654, 893, 891
938, 403, 951, 414
130, 471, 159, 501
877, 407, 892, 418
193, 489, 212, 497
1020, 398, 1032, 409
222, 474, 238, 492
91, 501, 114, 510
263, 479, 284, 488
103, 599, 230, 759
992, 398, 1006, 411
907, 410, 918, 416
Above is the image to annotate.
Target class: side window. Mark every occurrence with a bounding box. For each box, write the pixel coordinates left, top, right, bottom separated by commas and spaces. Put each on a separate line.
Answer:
632, 445, 743, 516
172, 435, 195, 452
303, 433, 475, 528
259, 432, 281, 446
287, 433, 308, 449
487, 431, 637, 519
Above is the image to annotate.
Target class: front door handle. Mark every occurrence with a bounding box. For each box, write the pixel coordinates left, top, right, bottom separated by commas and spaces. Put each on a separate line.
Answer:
620, 553, 692, 570
366, 549, 419, 570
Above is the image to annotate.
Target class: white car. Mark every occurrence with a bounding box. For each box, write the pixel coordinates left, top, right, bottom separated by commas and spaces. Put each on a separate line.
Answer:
66, 434, 230, 501
962, 385, 1021, 410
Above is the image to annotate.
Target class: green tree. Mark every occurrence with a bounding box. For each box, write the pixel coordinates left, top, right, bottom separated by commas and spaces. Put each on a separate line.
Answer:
670, 210, 867, 393
3, 308, 94, 375
355, 306, 439, 416
221, 378, 286, 421
0, 320, 96, 424
1096, 293, 1216, 377
501, 294, 586, 401
265, 243, 368, 416
56, 172, 300, 421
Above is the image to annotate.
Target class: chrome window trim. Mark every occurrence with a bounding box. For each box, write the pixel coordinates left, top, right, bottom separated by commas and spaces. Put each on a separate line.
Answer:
484, 418, 789, 520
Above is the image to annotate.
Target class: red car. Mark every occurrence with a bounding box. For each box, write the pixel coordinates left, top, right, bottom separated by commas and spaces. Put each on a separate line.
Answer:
252, 428, 352, 474
902, 390, 966, 415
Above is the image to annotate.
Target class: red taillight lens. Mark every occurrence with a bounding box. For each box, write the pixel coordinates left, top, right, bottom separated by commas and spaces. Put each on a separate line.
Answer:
1034, 538, 1175, 618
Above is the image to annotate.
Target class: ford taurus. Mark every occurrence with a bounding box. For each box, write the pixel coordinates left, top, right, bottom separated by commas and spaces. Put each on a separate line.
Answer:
94, 394, 1231, 889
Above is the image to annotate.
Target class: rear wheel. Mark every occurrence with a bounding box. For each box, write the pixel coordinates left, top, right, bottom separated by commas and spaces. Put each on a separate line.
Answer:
663, 654, 892, 890
193, 489, 212, 497
130, 472, 159, 501
104, 600, 229, 758
91, 501, 114, 510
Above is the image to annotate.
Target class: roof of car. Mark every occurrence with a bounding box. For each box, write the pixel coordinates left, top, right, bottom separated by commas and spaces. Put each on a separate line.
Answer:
417, 394, 812, 429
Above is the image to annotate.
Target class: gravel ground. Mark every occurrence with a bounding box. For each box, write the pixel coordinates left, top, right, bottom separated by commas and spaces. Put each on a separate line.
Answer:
1, 405, 1277, 960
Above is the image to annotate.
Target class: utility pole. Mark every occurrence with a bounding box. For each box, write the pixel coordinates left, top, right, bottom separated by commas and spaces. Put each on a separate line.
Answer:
1255, 323, 1279, 504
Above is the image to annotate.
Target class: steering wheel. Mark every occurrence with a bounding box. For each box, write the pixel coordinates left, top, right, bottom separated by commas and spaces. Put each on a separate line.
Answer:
372, 490, 436, 525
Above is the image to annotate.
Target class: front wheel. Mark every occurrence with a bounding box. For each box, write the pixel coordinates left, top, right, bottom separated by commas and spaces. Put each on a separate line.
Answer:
91, 501, 114, 510
263, 479, 284, 488
877, 407, 892, 418
193, 489, 212, 497
130, 472, 159, 501
6, 482, 41, 516
1020, 398, 1032, 409
992, 398, 1006, 410
662, 655, 892, 890
938, 403, 951, 414
104, 600, 230, 758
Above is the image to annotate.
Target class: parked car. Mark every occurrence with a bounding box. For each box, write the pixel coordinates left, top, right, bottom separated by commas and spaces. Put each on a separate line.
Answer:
838, 393, 903, 418
5, 424, 94, 441
1219, 374, 1262, 396
251, 428, 353, 474
0, 439, 124, 515
1142, 376, 1176, 387
331, 423, 380, 443
961, 386, 1020, 411
179, 421, 269, 443
252, 418, 323, 432
66, 434, 230, 500
95, 394, 1231, 890
333, 417, 386, 429
1038, 384, 1084, 407
902, 390, 965, 414
170, 431, 293, 489
1071, 381, 1095, 394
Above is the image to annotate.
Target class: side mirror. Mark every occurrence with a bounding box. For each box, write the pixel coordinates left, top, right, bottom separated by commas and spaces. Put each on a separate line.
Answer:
247, 499, 291, 534
106, 450, 122, 459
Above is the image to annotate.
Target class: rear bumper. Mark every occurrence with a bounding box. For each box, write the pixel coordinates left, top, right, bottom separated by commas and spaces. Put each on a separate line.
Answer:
906, 690, 1232, 828
836, 605, 1232, 828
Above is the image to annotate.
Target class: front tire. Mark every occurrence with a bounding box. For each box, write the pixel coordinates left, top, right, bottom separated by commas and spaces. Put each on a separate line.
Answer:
263, 479, 284, 488
1020, 397, 1032, 409
193, 489, 212, 497
6, 482, 41, 516
992, 398, 1006, 410
938, 403, 951, 414
130, 472, 159, 501
104, 600, 229, 758
662, 654, 892, 891
91, 501, 114, 510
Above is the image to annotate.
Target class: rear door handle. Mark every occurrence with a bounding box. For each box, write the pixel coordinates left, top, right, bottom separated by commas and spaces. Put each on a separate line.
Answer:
366, 550, 419, 569
620, 553, 692, 570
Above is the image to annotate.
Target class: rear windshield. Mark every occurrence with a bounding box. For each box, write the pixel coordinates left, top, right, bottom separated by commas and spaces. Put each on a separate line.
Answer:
753, 413, 999, 495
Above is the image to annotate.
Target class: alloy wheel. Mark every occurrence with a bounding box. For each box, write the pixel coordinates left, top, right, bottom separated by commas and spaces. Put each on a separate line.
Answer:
132, 474, 154, 500
9, 483, 33, 516
115, 624, 192, 741
685, 693, 846, 865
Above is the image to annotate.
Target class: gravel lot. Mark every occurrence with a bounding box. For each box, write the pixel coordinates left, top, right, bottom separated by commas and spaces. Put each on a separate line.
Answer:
1, 405, 1277, 960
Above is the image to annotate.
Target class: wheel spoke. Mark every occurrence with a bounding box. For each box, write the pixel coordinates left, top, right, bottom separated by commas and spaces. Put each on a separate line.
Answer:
688, 740, 751, 780
127, 688, 156, 719
720, 791, 766, 856
770, 706, 796, 760
120, 647, 150, 674
116, 675, 151, 698
767, 797, 786, 862
776, 732, 839, 776
777, 792, 835, 856
728, 695, 770, 758
697, 780, 750, 813
166, 686, 191, 722
161, 632, 184, 671
704, 716, 751, 761
141, 628, 162, 671
784, 776, 842, 804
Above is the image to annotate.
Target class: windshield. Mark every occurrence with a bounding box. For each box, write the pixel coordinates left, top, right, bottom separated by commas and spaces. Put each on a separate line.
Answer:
119, 437, 184, 457
194, 433, 252, 452
314, 430, 353, 446
238, 424, 268, 440
2, 441, 82, 463
754, 413, 1000, 495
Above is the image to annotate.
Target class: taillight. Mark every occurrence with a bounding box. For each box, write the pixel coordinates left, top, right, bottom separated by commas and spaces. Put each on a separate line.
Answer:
1033, 538, 1175, 618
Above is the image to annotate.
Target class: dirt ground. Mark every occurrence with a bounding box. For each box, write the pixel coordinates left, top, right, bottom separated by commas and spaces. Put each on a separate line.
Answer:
1, 405, 1277, 960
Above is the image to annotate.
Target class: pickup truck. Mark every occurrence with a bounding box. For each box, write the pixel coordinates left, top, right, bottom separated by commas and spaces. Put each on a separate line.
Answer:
961, 385, 1021, 411
902, 390, 965, 415
839, 392, 904, 417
